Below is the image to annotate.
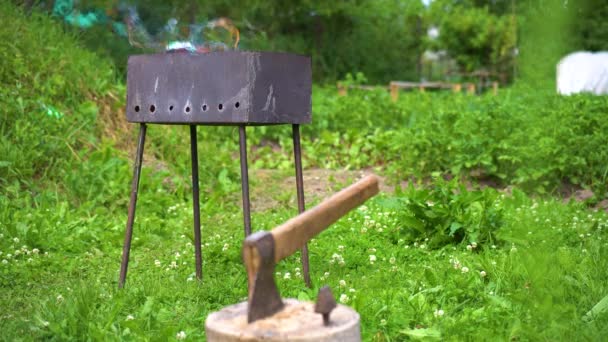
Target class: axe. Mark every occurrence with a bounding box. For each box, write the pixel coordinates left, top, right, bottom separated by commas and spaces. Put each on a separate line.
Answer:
242, 174, 380, 323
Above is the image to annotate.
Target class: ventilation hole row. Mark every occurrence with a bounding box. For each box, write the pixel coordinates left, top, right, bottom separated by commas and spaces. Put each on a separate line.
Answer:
134, 102, 241, 113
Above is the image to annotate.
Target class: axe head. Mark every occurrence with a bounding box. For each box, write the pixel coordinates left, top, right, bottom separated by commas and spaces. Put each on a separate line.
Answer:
243, 231, 284, 323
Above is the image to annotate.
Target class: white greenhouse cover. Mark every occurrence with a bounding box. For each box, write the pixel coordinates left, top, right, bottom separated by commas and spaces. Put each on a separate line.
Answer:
557, 51, 608, 95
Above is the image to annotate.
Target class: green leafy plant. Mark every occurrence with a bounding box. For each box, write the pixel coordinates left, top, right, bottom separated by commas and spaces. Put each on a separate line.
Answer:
384, 177, 504, 248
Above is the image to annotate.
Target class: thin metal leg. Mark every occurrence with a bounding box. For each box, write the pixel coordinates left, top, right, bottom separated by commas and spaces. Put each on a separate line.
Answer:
293, 124, 311, 288
119, 123, 147, 288
239, 125, 252, 236
190, 125, 203, 280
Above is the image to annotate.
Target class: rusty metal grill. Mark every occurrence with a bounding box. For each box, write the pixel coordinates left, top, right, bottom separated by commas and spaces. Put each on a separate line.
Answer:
119, 51, 312, 288
126, 51, 311, 124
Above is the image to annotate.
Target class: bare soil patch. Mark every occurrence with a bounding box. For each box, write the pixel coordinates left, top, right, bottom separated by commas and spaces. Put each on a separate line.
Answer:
249, 168, 393, 212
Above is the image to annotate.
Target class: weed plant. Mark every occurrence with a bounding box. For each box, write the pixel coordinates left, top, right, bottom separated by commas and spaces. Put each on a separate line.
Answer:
250, 86, 608, 198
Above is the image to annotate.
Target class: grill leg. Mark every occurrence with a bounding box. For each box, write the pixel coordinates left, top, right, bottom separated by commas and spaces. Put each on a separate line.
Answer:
239, 125, 252, 236
190, 125, 203, 280
292, 124, 311, 288
119, 123, 147, 288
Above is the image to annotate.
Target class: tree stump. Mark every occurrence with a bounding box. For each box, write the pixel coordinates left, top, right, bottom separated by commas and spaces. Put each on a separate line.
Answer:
205, 299, 361, 341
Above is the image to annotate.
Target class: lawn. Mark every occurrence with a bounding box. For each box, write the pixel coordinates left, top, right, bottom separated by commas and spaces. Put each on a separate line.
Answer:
1, 2, 608, 341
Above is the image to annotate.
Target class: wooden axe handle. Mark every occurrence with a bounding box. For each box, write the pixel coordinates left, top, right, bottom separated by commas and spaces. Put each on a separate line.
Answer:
271, 174, 380, 262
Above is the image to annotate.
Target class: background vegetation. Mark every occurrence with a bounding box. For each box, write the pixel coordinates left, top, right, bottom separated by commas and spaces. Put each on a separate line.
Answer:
21, 0, 607, 84
1, 0, 608, 340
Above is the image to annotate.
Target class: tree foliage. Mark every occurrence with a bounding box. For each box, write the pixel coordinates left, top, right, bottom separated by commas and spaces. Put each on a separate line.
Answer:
570, 0, 608, 51
14, 0, 608, 84
428, 0, 516, 74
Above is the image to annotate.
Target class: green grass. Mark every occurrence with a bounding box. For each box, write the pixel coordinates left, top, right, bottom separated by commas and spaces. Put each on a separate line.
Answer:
2, 185, 608, 340
251, 85, 608, 197
1, 2, 608, 341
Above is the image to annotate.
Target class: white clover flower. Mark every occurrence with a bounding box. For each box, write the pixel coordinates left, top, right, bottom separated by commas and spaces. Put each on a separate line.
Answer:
491, 245, 496, 249
369, 255, 377, 264
154, 260, 161, 267
480, 270, 487, 277
471, 242, 477, 249
369, 248, 377, 253
1, 259, 7, 264
170, 261, 178, 269
222, 243, 229, 252
175, 252, 181, 258
13, 237, 19, 243
126, 314, 135, 321
461, 266, 469, 273
27, 258, 33, 263
324, 272, 330, 277
32, 248, 39, 254
331, 253, 345, 266
339, 280, 346, 287
42, 320, 49, 327
176, 331, 186, 340
56, 294, 64, 302
510, 245, 518, 253
466, 244, 473, 251
295, 271, 301, 278
339, 294, 349, 303
338, 245, 345, 252
433, 309, 445, 317
295, 267, 300, 272
380, 319, 387, 326
349, 288, 356, 293
284, 272, 291, 279
361, 227, 368, 233
389, 257, 396, 264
